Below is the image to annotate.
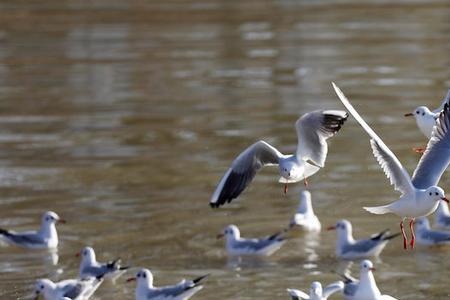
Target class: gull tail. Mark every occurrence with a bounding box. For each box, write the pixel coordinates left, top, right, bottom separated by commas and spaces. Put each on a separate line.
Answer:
363, 205, 392, 215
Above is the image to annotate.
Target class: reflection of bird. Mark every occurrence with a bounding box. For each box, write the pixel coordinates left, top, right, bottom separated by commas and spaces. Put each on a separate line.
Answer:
78, 246, 129, 280
415, 217, 450, 246
127, 269, 208, 300
288, 190, 321, 232
342, 260, 398, 300
33, 277, 103, 300
287, 281, 344, 300
327, 220, 399, 259
210, 110, 348, 208
0, 211, 65, 249
434, 201, 450, 229
333, 83, 450, 250
217, 224, 286, 256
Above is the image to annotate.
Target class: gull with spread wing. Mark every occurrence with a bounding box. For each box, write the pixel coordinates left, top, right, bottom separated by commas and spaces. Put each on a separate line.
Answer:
287, 281, 344, 300
210, 110, 348, 208
333, 83, 450, 250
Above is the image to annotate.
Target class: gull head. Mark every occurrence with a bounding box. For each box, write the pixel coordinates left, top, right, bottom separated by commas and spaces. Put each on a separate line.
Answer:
42, 211, 65, 226
360, 260, 375, 273
78, 246, 96, 264
217, 224, 240, 240
279, 161, 303, 181
405, 106, 432, 119
33, 279, 54, 300
327, 219, 351, 235
415, 217, 430, 230
127, 268, 153, 288
425, 186, 448, 204
310, 281, 322, 297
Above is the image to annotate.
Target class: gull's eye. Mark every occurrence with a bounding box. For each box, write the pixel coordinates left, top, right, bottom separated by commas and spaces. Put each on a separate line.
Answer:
40, 285, 44, 289
436, 192, 439, 196
143, 273, 146, 278
429, 192, 432, 196
137, 273, 141, 278
416, 111, 419, 114
422, 113, 425, 116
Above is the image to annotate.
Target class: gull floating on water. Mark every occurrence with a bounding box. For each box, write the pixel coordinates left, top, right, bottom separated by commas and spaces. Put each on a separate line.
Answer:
414, 217, 450, 246
404, 88, 450, 139
342, 260, 398, 300
288, 190, 321, 232
333, 82, 450, 250
327, 219, 399, 259
0, 211, 65, 249
127, 268, 208, 300
433, 201, 450, 229
210, 110, 348, 208
287, 281, 344, 300
77, 246, 129, 281
217, 224, 286, 256
33, 276, 103, 300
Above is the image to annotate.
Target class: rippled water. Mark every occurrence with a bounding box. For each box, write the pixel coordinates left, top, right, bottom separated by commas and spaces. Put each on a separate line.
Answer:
0, 0, 450, 299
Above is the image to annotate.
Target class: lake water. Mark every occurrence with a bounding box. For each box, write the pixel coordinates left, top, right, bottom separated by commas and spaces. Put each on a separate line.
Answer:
0, 0, 450, 299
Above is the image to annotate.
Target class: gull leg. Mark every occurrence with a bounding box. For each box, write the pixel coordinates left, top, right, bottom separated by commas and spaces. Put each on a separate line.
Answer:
303, 176, 309, 186
283, 183, 288, 195
400, 219, 408, 250
409, 218, 415, 249
413, 147, 425, 154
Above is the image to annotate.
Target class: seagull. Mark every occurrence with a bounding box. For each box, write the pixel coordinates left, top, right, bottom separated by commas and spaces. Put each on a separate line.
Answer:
287, 281, 344, 300
333, 82, 450, 250
288, 190, 321, 232
0, 211, 65, 249
414, 217, 450, 246
433, 201, 450, 229
404, 88, 450, 142
217, 224, 286, 256
327, 219, 400, 259
77, 246, 129, 280
210, 110, 348, 208
33, 277, 103, 300
342, 260, 398, 300
126, 268, 208, 300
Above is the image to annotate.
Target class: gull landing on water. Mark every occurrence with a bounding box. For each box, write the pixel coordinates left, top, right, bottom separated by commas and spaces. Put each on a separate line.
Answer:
0, 211, 65, 249
333, 83, 450, 250
210, 110, 348, 208
404, 88, 450, 152
127, 269, 208, 300
287, 281, 344, 300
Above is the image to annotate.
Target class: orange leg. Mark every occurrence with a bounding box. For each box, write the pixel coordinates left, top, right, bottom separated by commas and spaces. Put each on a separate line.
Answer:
303, 176, 309, 186
413, 147, 425, 154
409, 218, 415, 249
283, 183, 288, 195
400, 219, 408, 250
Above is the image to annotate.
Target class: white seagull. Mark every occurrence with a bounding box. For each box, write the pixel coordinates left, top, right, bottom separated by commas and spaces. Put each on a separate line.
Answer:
327, 220, 400, 259
217, 224, 286, 256
33, 277, 103, 300
404, 88, 450, 139
0, 211, 65, 249
210, 110, 348, 208
288, 190, 321, 232
433, 201, 450, 229
342, 260, 398, 300
287, 281, 344, 300
77, 246, 129, 280
414, 217, 450, 246
127, 268, 208, 300
333, 83, 450, 250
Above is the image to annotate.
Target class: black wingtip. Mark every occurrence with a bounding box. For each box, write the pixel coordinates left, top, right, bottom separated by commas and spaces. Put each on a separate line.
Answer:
119, 265, 130, 271
384, 232, 402, 240
209, 202, 220, 209
192, 274, 209, 285
0, 228, 10, 236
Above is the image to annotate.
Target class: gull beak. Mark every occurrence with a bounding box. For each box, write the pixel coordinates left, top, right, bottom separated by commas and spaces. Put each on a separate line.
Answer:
126, 277, 136, 283
369, 267, 376, 271
441, 197, 449, 203
404, 113, 414, 117
216, 233, 225, 239
75, 252, 80, 257
326, 226, 336, 231
57, 219, 66, 224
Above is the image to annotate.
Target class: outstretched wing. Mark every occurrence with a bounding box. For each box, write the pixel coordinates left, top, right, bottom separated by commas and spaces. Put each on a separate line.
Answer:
210, 141, 282, 208
412, 101, 450, 189
332, 82, 414, 195
323, 281, 345, 298
296, 110, 348, 167
286, 288, 310, 300
432, 88, 450, 113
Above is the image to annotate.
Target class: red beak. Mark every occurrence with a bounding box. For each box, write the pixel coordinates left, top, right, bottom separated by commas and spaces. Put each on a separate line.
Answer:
126, 277, 136, 282
369, 267, 376, 271
216, 233, 224, 239
441, 197, 449, 203
326, 226, 336, 231
404, 113, 413, 117
57, 219, 66, 224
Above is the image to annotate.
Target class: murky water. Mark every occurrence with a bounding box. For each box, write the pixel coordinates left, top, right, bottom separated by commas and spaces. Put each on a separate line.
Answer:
0, 0, 450, 299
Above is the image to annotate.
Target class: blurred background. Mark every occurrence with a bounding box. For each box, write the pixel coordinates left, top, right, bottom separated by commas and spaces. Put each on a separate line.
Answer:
0, 0, 449, 299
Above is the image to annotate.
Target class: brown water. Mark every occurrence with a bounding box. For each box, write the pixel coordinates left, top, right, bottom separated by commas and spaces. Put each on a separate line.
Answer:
0, 0, 450, 299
